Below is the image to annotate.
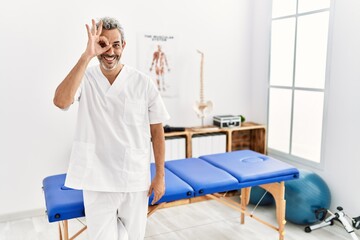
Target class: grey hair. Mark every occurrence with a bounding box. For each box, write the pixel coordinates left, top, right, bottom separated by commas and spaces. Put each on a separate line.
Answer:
96, 17, 125, 43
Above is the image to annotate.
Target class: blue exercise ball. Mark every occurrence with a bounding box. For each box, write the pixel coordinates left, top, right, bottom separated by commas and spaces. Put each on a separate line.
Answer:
285, 169, 331, 225
249, 186, 274, 206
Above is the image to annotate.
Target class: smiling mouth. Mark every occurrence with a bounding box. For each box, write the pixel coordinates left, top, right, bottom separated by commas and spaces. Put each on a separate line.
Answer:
103, 55, 117, 63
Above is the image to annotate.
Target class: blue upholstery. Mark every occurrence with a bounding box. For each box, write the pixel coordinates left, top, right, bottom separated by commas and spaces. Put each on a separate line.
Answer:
149, 164, 194, 204
165, 158, 239, 196
44, 165, 194, 223
43, 150, 299, 223
43, 174, 84, 222
199, 150, 299, 188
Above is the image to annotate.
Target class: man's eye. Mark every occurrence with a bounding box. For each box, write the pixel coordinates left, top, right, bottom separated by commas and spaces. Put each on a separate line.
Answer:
99, 42, 107, 48
113, 44, 120, 49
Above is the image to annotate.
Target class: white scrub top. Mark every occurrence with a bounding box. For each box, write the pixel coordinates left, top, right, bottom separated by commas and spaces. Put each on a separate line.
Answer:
64, 65, 170, 192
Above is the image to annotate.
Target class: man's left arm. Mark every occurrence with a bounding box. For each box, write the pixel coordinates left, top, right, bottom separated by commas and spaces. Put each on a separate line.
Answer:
147, 123, 166, 205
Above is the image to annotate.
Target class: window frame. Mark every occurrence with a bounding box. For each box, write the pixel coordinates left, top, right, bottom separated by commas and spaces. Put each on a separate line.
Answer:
266, 0, 334, 169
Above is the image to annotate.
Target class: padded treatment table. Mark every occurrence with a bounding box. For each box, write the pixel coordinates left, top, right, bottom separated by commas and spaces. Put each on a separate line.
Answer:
43, 174, 84, 223
199, 150, 299, 238
43, 150, 299, 240
43, 166, 195, 240
200, 150, 299, 187
148, 164, 195, 205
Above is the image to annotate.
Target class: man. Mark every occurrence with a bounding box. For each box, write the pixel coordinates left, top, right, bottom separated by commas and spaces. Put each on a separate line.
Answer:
53, 17, 170, 240
149, 45, 170, 91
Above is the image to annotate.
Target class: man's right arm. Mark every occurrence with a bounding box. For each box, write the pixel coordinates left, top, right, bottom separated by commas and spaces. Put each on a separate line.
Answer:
53, 19, 110, 110
53, 54, 91, 109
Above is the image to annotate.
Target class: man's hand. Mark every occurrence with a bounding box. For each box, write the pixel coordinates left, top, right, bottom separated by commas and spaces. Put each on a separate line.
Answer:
149, 123, 166, 205
83, 19, 111, 59
147, 174, 165, 205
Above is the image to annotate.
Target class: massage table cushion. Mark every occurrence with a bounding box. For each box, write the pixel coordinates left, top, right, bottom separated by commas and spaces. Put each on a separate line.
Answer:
200, 150, 299, 187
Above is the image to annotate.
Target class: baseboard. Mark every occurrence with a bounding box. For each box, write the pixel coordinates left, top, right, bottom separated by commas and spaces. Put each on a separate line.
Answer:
0, 208, 46, 222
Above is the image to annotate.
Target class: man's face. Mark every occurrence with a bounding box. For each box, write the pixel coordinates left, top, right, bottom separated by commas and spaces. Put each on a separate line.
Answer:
98, 29, 125, 71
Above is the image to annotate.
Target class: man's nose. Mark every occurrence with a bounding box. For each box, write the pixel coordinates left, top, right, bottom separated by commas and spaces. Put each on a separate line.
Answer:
106, 46, 114, 54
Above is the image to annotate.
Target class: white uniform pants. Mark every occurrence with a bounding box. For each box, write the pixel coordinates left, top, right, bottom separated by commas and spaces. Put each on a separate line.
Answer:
83, 190, 148, 240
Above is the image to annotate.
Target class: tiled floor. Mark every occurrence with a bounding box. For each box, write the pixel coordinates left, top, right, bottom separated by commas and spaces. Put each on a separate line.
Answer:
0, 199, 358, 240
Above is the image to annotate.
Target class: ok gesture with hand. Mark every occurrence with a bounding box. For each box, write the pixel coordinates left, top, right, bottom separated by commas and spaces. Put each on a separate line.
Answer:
84, 19, 111, 59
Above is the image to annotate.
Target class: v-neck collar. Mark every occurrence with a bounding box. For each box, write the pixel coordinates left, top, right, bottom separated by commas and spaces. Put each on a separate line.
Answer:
96, 65, 130, 96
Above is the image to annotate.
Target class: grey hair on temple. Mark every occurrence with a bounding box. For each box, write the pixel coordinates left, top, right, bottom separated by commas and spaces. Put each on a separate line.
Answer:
96, 17, 125, 43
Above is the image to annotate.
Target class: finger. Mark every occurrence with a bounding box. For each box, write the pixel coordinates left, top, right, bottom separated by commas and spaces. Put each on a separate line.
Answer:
96, 20, 103, 36
157, 194, 163, 202
147, 186, 153, 197
97, 45, 111, 56
99, 36, 109, 46
91, 19, 96, 35
103, 45, 112, 52
85, 24, 91, 39
153, 190, 164, 204
152, 195, 158, 205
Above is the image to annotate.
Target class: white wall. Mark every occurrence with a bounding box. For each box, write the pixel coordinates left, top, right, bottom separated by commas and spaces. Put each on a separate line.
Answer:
251, 0, 360, 216
5, 0, 358, 220
322, 0, 360, 216
0, 0, 253, 217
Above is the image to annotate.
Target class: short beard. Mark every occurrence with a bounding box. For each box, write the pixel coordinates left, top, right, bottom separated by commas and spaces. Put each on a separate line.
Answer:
101, 61, 118, 71
98, 54, 120, 71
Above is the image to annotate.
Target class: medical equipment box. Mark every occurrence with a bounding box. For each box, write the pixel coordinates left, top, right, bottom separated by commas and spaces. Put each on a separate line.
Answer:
213, 115, 241, 128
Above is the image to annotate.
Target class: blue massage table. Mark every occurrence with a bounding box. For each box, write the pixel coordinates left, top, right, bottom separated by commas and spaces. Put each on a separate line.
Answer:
43, 150, 299, 240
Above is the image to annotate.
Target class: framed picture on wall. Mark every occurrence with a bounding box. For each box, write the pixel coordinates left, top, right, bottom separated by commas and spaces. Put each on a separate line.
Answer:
137, 33, 178, 98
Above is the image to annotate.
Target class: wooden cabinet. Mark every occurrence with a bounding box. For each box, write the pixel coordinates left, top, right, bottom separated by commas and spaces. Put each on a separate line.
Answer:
164, 122, 266, 158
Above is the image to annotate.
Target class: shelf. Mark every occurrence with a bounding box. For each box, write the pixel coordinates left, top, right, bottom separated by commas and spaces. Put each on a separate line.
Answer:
164, 122, 266, 158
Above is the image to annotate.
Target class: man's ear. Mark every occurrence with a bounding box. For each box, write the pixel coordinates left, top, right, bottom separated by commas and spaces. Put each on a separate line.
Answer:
122, 40, 126, 49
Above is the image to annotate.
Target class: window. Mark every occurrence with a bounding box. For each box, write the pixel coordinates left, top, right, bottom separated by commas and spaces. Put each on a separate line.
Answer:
268, 0, 331, 165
